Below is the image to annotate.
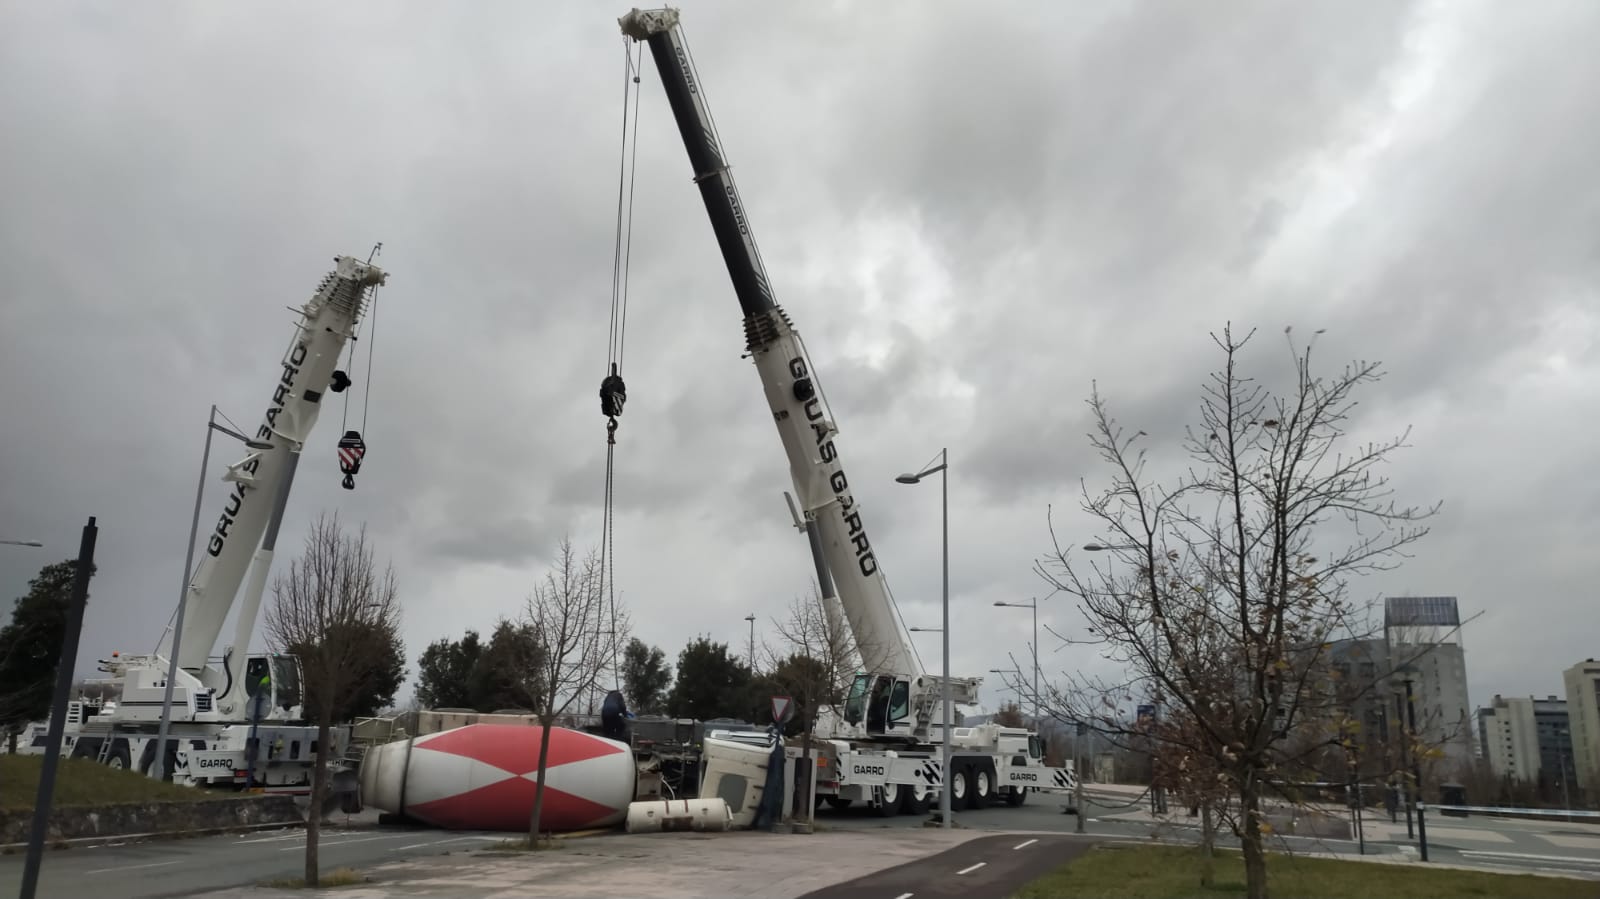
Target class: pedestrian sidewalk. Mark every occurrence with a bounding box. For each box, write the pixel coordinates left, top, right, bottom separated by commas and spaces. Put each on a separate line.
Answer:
192, 827, 989, 899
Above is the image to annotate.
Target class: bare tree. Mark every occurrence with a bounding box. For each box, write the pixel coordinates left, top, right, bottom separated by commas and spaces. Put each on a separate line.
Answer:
768, 586, 860, 732
1035, 326, 1440, 899
521, 537, 628, 847
264, 511, 401, 888
764, 585, 861, 821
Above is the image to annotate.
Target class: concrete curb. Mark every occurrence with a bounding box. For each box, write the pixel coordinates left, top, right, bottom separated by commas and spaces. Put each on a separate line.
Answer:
0, 819, 304, 852
0, 795, 304, 850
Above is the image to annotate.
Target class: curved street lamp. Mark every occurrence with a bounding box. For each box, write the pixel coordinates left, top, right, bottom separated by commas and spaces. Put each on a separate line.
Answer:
896, 447, 951, 829
154, 405, 275, 782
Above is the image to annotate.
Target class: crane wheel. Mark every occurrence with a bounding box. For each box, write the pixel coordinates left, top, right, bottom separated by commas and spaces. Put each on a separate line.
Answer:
105, 744, 131, 770
900, 784, 931, 815
949, 764, 972, 809
972, 760, 996, 807
873, 783, 902, 817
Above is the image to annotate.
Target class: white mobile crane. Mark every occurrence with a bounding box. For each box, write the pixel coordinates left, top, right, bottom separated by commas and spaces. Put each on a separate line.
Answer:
27, 254, 386, 793
618, 8, 1076, 817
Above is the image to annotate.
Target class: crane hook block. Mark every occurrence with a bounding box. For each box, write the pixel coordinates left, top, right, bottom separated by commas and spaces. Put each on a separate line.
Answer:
599, 364, 627, 419
337, 430, 366, 490
330, 370, 352, 393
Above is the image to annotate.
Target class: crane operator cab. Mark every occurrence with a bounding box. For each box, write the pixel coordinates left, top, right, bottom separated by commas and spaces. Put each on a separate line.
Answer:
244, 653, 304, 720
844, 673, 915, 739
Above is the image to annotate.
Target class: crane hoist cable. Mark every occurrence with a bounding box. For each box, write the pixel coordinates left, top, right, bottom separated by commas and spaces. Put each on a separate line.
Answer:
333, 241, 383, 489
598, 40, 645, 688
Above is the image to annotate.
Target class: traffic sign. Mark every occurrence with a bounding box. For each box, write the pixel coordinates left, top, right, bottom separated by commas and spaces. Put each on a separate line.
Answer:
771, 695, 793, 724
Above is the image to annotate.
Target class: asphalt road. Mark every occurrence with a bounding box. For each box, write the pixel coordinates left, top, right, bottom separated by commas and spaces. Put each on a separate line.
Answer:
815, 788, 1600, 881
797, 833, 1093, 899
0, 824, 505, 898
3, 791, 1595, 897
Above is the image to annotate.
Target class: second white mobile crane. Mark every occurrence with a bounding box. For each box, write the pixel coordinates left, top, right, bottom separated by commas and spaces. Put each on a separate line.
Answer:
618, 8, 1076, 818
24, 254, 386, 795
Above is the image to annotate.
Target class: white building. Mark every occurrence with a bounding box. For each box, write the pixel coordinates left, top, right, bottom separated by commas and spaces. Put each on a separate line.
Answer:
1476, 694, 1568, 784
1384, 596, 1475, 771
1563, 659, 1600, 790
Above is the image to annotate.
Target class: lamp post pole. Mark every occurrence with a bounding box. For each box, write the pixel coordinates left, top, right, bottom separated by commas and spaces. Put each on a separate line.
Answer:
1404, 676, 1428, 861
993, 598, 1039, 721
1083, 541, 1162, 812
744, 613, 757, 670
897, 448, 950, 829
153, 405, 272, 781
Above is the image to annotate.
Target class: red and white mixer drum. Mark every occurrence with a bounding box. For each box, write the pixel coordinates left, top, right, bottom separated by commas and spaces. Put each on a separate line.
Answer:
360, 723, 635, 832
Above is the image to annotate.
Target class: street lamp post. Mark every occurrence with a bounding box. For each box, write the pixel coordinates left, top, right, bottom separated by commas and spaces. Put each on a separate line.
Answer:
1399, 672, 1429, 862
989, 667, 1023, 711
993, 598, 1039, 722
744, 613, 757, 670
153, 405, 273, 782
897, 448, 950, 829
1083, 541, 1164, 813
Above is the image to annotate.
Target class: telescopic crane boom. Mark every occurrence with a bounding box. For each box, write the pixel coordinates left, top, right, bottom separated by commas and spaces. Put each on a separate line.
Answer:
620, 7, 980, 741
19, 255, 390, 793
158, 256, 383, 665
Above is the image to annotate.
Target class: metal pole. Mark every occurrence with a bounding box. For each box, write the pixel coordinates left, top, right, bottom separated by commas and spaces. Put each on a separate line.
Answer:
154, 406, 218, 781
1405, 678, 1428, 862
745, 614, 756, 670
20, 516, 98, 899
1030, 599, 1039, 723
1559, 744, 1573, 823
1397, 692, 1413, 838
1075, 727, 1086, 833
940, 448, 952, 830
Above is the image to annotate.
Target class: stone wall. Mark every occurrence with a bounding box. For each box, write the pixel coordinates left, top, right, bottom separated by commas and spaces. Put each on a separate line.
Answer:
0, 795, 303, 845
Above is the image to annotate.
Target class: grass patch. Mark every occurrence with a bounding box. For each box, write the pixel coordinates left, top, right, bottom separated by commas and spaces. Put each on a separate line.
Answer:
262, 867, 368, 889
1013, 844, 1600, 899
0, 756, 208, 810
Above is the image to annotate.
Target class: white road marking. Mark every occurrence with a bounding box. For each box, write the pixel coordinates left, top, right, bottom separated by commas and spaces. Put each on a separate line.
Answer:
1539, 833, 1600, 850
86, 860, 181, 875
1013, 838, 1038, 850
1460, 849, 1600, 866
238, 831, 304, 844
956, 862, 987, 875
278, 834, 398, 851
892, 893, 914, 899
391, 836, 502, 851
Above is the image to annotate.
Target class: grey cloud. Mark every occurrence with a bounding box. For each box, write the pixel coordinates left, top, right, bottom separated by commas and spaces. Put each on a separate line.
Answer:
1, 0, 1594, 716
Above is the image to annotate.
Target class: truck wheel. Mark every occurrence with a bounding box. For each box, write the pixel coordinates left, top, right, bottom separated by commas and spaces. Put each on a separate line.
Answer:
873, 783, 902, 817
1005, 785, 1027, 807
972, 760, 995, 807
900, 784, 931, 815
105, 744, 131, 770
950, 764, 972, 810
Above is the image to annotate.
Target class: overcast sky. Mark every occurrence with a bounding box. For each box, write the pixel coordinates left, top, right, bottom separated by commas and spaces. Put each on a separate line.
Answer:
2, 0, 1595, 719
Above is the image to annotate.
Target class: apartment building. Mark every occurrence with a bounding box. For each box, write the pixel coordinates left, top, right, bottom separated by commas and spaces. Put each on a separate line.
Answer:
1475, 694, 1571, 784
1384, 596, 1475, 769
1564, 659, 1600, 790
